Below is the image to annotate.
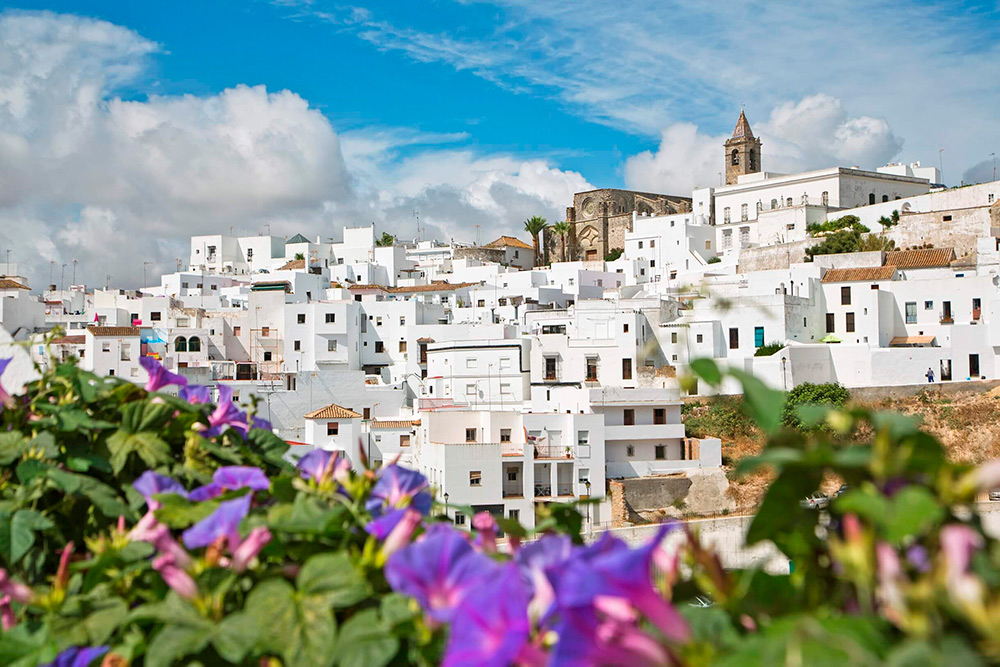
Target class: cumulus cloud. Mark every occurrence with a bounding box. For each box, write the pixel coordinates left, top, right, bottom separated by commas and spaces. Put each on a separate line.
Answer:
0, 10, 588, 290
624, 94, 904, 193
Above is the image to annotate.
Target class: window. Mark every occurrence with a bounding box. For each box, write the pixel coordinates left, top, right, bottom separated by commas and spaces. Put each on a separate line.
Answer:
500, 357, 511, 369
363, 408, 371, 420
696, 334, 703, 343
500, 429, 511, 443
729, 328, 739, 349
671, 331, 677, 344
469, 471, 482, 486
297, 314, 306, 324
508, 471, 518, 482
622, 358, 632, 380
376, 317, 382, 327
477, 300, 485, 308
723, 207, 731, 223
294, 340, 301, 351
826, 313, 835, 333
109, 369, 114, 376
771, 198, 778, 209
846, 312, 856, 332
578, 430, 589, 446
261, 327, 269, 337
905, 302, 917, 324
150, 312, 161, 321
655, 445, 666, 460
508, 509, 520, 522
263, 351, 272, 362
466, 428, 476, 442
626, 444, 635, 457
821, 191, 829, 206
654, 408, 666, 425
400, 435, 410, 447
233, 326, 241, 336
174, 336, 187, 352
868, 193, 876, 205
186, 336, 200, 353
375, 341, 384, 353
882, 195, 889, 203
841, 286, 851, 305
741, 203, 748, 221
624, 409, 635, 426
545, 357, 557, 380
925, 301, 933, 310
586, 357, 598, 382
624, 323, 629, 333
398, 341, 407, 353
650, 240, 656, 248
731, 149, 739, 165
120, 344, 131, 361
328, 339, 337, 352
638, 241, 644, 249
754, 326, 764, 348
454, 512, 466, 526
990, 194, 995, 204
466, 385, 476, 397
786, 198, 793, 207
327, 422, 339, 436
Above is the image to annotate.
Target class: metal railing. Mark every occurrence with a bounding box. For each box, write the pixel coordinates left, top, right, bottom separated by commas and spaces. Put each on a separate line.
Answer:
501, 442, 524, 456
532, 444, 573, 459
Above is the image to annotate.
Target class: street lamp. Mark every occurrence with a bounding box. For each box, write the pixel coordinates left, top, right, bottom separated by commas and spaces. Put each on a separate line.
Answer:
584, 480, 592, 536
781, 356, 788, 390
444, 492, 450, 521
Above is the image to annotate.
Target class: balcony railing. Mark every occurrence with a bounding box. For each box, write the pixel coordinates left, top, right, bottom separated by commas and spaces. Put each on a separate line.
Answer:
533, 444, 572, 460
502, 486, 524, 498
501, 442, 524, 456
533, 484, 552, 498
940, 315, 954, 324
556, 484, 574, 497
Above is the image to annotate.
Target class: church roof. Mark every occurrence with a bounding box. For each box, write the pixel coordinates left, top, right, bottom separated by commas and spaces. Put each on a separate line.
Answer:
731, 110, 754, 140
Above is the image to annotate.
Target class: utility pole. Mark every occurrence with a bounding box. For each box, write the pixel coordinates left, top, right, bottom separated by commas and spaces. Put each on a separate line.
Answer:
992, 153, 996, 182
72, 259, 78, 286
413, 209, 421, 243
939, 148, 945, 185
60, 263, 66, 292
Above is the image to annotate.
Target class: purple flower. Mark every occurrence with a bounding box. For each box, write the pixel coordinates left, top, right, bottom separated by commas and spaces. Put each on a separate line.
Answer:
202, 385, 247, 438
133, 471, 187, 509
43, 646, 110, 667
182, 495, 252, 550
366, 464, 432, 518
249, 415, 272, 431
0, 569, 33, 605
153, 553, 199, 600
551, 606, 669, 667
380, 509, 423, 558
179, 384, 212, 405
443, 564, 532, 667
297, 449, 350, 485
906, 544, 931, 573
0, 358, 12, 407
138, 524, 192, 568
556, 524, 688, 643
472, 511, 498, 553
231, 526, 272, 572
140, 357, 188, 393
0, 595, 14, 630
366, 508, 411, 541
515, 534, 573, 621
188, 466, 269, 501
385, 524, 499, 623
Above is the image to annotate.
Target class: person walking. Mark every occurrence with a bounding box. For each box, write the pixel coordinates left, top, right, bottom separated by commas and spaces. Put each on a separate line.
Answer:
926, 367, 935, 383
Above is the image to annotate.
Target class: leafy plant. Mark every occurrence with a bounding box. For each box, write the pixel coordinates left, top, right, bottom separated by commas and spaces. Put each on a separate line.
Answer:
707, 256, 722, 264
523, 216, 547, 266
604, 247, 624, 261
781, 381, 851, 429
754, 341, 784, 357
375, 232, 395, 247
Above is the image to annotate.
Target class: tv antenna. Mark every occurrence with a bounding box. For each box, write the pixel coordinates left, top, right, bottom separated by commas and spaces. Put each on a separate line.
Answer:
413, 209, 421, 242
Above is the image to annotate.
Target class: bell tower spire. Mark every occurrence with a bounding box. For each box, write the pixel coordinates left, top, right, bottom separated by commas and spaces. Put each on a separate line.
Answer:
724, 110, 762, 185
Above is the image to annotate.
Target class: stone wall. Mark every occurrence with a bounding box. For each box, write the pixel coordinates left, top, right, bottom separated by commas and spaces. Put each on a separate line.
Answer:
885, 208, 992, 256
737, 238, 816, 272
454, 246, 506, 265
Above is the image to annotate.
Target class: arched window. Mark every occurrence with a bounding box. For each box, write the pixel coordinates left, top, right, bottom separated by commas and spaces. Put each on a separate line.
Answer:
174, 336, 187, 352
869, 193, 876, 205
723, 207, 731, 223
740, 203, 748, 221
188, 336, 201, 353
749, 149, 756, 169
786, 197, 793, 207
770, 199, 778, 210
821, 191, 829, 206
882, 195, 889, 203
731, 149, 739, 166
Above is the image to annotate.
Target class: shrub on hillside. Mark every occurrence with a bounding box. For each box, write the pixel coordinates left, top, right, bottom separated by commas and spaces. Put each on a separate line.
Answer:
754, 341, 784, 357
782, 381, 851, 429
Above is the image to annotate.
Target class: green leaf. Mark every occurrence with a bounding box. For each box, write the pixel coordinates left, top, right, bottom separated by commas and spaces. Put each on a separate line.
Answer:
835, 490, 890, 525
15, 459, 50, 484
690, 358, 723, 386
746, 466, 821, 549
335, 609, 399, 667
0, 509, 54, 565
213, 611, 256, 663
153, 494, 220, 529
106, 429, 171, 473
297, 552, 372, 608
83, 599, 129, 645
729, 369, 786, 433
0, 624, 56, 667
0, 431, 25, 465
145, 623, 214, 667
735, 447, 804, 475
246, 578, 336, 667
380, 593, 418, 628
49, 469, 132, 520
885, 486, 944, 544
245, 428, 292, 466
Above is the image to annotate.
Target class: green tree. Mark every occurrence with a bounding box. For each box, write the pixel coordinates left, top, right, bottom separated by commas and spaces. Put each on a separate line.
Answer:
551, 221, 570, 262
294, 252, 305, 261
604, 248, 624, 261
781, 381, 850, 429
375, 232, 395, 247
523, 216, 548, 266
857, 233, 896, 252
805, 230, 862, 260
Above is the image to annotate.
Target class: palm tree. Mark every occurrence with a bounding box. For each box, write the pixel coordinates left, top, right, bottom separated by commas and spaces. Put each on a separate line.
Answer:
551, 221, 570, 263
523, 216, 548, 267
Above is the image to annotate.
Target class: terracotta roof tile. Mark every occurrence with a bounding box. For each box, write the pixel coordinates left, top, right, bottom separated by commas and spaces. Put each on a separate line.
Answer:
87, 326, 141, 337
484, 235, 532, 250
889, 335, 936, 346
389, 281, 477, 294
278, 259, 306, 270
371, 419, 420, 430
0, 279, 29, 290
821, 266, 896, 283
51, 335, 86, 345
303, 403, 362, 419
885, 248, 956, 269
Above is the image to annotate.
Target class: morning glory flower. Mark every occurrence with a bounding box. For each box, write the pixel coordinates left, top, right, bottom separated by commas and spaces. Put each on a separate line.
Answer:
0, 358, 12, 408
179, 384, 212, 405
515, 534, 573, 621
140, 357, 188, 393
231, 526, 273, 572
153, 553, 199, 600
182, 495, 252, 550
133, 471, 187, 509
366, 464, 433, 518
385, 523, 499, 623
249, 414, 272, 431
43, 645, 110, 667
0, 569, 34, 605
472, 511, 499, 553
297, 448, 350, 485
551, 606, 669, 667
201, 385, 247, 438
443, 563, 532, 667
188, 466, 269, 501
0, 595, 14, 630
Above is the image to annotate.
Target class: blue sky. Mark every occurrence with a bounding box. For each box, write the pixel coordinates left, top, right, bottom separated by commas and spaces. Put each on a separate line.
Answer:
1, 1, 999, 287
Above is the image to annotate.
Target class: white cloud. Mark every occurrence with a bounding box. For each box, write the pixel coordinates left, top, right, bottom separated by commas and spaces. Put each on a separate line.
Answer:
624, 94, 903, 193
0, 10, 587, 289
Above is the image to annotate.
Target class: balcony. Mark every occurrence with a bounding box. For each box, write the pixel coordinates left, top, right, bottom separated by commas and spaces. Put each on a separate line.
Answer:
501, 442, 524, 457
532, 483, 575, 498
940, 316, 954, 324
532, 444, 572, 460
502, 486, 524, 498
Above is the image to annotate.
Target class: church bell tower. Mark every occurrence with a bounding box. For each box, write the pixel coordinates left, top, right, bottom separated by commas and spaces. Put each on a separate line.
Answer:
724, 110, 761, 185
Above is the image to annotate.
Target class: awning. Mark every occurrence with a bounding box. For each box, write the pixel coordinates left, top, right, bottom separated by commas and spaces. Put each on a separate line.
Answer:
820, 334, 842, 344
889, 335, 936, 347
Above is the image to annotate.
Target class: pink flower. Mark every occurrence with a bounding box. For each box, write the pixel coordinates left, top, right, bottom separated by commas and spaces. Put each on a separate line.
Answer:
472, 511, 498, 553
153, 553, 199, 600
54, 542, 75, 591
0, 570, 33, 605
941, 524, 982, 582
973, 460, 1000, 492
381, 509, 422, 558
231, 527, 272, 572
0, 596, 15, 630
148, 525, 193, 569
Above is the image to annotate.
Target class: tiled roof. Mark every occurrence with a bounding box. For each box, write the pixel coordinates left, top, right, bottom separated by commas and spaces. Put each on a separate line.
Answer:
278, 259, 306, 270
389, 281, 477, 294
416, 337, 435, 343
371, 419, 420, 430
348, 284, 388, 292
889, 336, 936, 346
87, 326, 141, 337
286, 233, 311, 244
484, 235, 532, 250
821, 266, 896, 283
303, 403, 362, 419
250, 281, 291, 292
951, 254, 977, 269
884, 248, 956, 269
731, 109, 755, 139
51, 335, 86, 345
0, 279, 29, 290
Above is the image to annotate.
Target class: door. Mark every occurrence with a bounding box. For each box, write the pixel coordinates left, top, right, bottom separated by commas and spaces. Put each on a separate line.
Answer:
940, 359, 952, 381
970, 354, 980, 378
973, 298, 982, 321
754, 327, 764, 348
586, 249, 598, 260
